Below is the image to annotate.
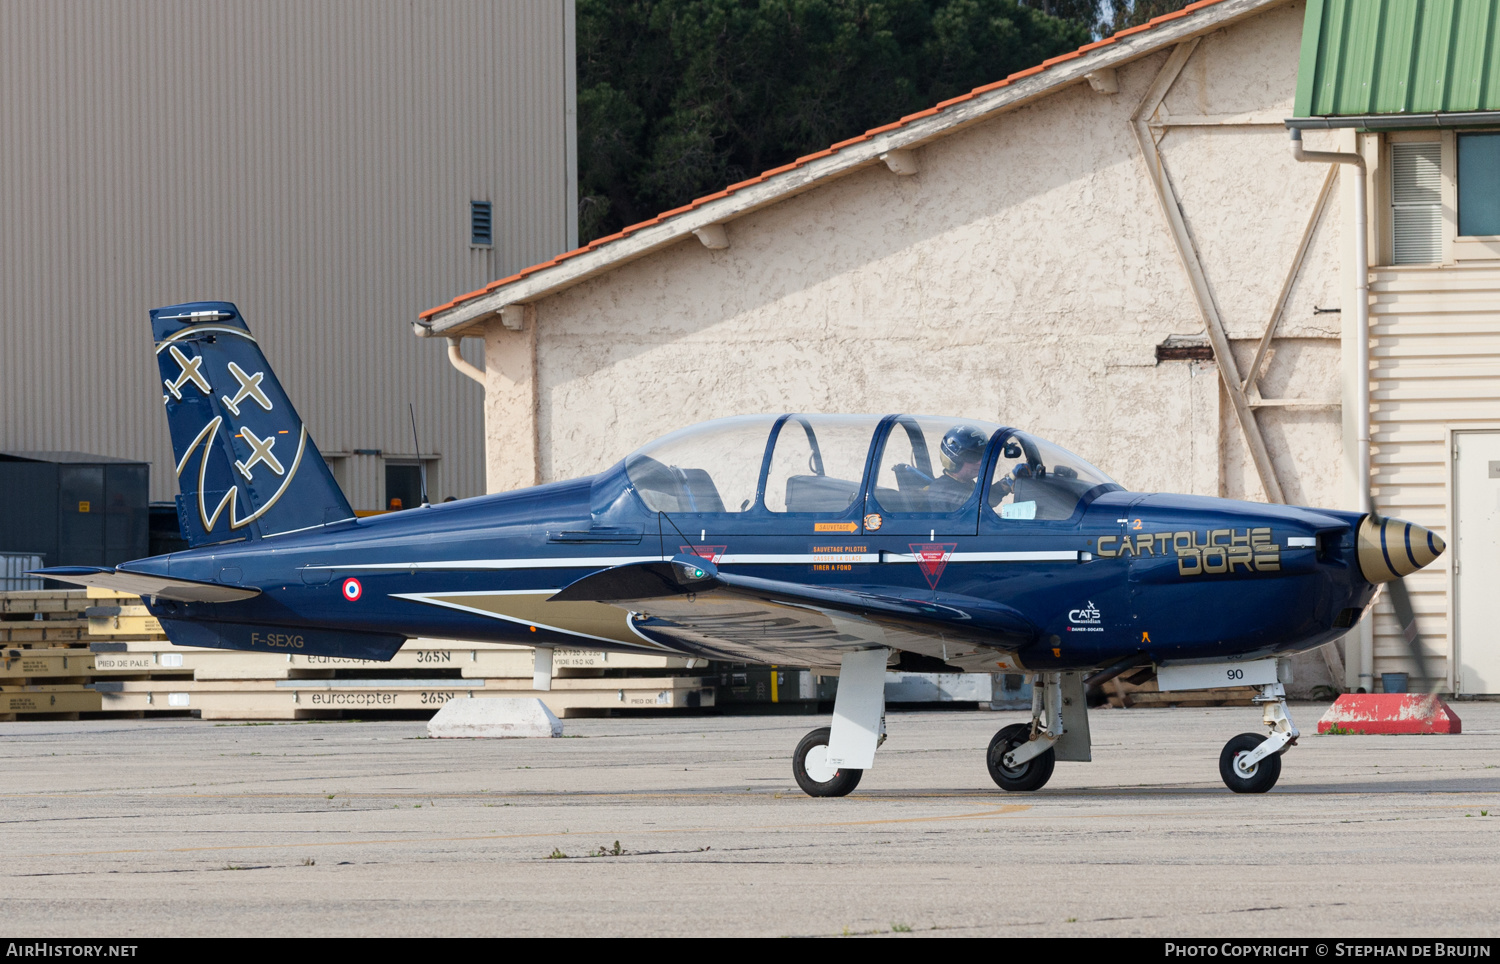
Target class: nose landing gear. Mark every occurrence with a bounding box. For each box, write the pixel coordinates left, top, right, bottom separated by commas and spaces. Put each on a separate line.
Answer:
1219, 681, 1299, 793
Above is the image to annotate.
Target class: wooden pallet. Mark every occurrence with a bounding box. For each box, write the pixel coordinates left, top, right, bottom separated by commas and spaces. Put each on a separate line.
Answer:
1123, 686, 1260, 708
0, 589, 718, 719
92, 675, 715, 720
88, 638, 706, 680
1, 684, 102, 716
1, 648, 97, 679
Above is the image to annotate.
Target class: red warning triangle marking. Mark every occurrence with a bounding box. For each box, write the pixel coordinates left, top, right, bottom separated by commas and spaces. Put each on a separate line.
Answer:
679, 545, 728, 564
909, 543, 957, 589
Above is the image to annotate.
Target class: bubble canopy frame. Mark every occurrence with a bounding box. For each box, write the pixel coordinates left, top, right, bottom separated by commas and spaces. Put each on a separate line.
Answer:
613, 413, 1120, 528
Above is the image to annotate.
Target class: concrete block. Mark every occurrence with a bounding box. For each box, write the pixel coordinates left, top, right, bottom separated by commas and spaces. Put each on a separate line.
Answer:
1316, 694, 1462, 735
427, 697, 563, 738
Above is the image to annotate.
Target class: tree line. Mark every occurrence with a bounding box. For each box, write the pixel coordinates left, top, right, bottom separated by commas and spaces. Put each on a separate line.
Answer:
576, 0, 1193, 243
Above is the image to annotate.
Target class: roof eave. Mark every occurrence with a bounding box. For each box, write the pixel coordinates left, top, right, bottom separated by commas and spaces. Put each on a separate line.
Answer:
1287, 110, 1500, 130
423, 0, 1284, 337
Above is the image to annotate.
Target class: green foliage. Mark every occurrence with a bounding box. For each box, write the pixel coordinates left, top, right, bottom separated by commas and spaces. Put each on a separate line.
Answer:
576, 0, 1090, 242
1100, 0, 1195, 34
1022, 0, 1193, 38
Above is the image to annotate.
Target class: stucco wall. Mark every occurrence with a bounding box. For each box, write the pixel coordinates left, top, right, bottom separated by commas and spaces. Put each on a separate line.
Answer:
524, 3, 1339, 506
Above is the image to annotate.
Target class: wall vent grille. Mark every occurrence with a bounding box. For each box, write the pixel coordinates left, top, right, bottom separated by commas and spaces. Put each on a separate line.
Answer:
471, 201, 493, 247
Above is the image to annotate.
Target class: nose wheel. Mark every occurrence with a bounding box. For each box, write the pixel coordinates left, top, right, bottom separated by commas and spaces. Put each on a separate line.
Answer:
793, 726, 863, 797
1217, 682, 1298, 793
1219, 732, 1282, 793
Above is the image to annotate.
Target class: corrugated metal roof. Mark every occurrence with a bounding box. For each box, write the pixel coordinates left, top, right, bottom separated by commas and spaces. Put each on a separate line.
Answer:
1294, 0, 1500, 118
422, 0, 1278, 327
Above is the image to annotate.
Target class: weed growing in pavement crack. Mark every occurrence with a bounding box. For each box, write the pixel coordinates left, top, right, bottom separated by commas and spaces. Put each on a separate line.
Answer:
588, 841, 627, 857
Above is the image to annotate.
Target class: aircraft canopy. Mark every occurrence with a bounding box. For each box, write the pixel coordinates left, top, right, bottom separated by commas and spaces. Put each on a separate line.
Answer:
621, 414, 1119, 522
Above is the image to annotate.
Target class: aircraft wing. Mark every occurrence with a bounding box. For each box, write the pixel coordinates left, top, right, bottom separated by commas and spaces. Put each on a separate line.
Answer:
32, 567, 262, 603
550, 557, 1037, 671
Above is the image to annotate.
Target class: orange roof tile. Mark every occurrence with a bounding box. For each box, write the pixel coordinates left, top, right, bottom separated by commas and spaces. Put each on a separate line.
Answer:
424, 0, 1236, 323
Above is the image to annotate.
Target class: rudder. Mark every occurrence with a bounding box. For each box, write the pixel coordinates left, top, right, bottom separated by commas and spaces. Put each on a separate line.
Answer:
153, 301, 353, 546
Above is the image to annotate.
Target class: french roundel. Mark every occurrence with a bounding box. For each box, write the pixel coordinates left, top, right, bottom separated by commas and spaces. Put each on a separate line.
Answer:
342, 578, 362, 602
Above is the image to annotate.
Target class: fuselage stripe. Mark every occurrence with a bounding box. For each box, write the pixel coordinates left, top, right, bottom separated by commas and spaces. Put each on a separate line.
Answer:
301, 549, 1083, 572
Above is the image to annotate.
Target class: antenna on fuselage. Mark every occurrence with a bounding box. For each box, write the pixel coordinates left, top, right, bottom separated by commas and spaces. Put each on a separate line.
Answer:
409, 402, 429, 507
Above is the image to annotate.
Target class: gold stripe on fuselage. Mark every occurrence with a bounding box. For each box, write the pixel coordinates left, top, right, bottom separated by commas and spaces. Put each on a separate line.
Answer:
413, 591, 654, 648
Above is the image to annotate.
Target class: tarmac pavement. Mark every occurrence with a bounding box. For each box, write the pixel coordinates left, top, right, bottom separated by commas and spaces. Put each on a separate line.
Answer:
1, 702, 1497, 938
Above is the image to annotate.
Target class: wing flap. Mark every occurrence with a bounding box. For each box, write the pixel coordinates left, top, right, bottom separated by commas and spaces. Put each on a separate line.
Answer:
33, 567, 261, 603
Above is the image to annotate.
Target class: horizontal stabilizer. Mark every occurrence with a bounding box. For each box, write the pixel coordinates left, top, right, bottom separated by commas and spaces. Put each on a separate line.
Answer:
159, 619, 405, 661
32, 567, 261, 604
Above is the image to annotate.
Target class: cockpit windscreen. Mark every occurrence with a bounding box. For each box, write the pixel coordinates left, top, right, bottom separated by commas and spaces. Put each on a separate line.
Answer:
989, 430, 1120, 520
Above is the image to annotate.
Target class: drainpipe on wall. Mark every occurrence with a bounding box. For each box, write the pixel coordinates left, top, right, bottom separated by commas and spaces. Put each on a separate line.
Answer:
444, 337, 486, 386
1290, 127, 1372, 692
412, 321, 487, 387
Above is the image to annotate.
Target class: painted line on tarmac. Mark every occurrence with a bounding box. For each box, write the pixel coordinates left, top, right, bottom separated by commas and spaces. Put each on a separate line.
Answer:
10, 804, 1033, 860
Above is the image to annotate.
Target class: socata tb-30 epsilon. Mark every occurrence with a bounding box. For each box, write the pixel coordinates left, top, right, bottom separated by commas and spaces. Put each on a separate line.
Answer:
41, 303, 1446, 795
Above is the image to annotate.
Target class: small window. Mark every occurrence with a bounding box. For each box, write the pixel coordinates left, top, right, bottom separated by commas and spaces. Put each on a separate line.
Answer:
470, 201, 493, 247
1458, 133, 1500, 237
1391, 142, 1442, 264
385, 461, 423, 511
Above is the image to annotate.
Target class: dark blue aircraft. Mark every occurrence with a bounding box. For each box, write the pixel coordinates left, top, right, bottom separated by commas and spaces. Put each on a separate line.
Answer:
42, 303, 1445, 796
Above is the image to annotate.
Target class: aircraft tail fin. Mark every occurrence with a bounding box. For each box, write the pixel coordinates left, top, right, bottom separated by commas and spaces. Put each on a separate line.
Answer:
152, 302, 353, 547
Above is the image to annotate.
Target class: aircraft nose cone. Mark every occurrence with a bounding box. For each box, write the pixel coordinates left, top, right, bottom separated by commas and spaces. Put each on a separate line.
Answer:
1356, 514, 1446, 584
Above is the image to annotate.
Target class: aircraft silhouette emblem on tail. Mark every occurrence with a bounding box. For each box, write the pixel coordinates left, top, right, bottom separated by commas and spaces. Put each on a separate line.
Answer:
163, 344, 211, 401
221, 361, 273, 416
234, 426, 287, 481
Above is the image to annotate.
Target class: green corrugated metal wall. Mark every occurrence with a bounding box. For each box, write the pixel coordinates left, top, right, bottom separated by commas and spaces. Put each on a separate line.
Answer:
1295, 0, 1500, 117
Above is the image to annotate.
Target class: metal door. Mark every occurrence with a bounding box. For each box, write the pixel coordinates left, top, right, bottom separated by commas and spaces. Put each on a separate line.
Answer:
1455, 431, 1500, 694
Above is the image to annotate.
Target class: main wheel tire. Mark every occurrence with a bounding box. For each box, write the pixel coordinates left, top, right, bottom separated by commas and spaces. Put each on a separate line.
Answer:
1219, 732, 1282, 793
793, 726, 863, 797
986, 722, 1056, 792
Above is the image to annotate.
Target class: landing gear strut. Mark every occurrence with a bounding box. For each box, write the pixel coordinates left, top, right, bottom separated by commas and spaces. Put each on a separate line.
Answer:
986, 672, 1064, 792
792, 648, 888, 798
1219, 681, 1299, 793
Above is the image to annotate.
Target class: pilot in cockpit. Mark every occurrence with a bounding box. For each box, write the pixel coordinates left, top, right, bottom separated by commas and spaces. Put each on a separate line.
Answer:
923, 424, 989, 511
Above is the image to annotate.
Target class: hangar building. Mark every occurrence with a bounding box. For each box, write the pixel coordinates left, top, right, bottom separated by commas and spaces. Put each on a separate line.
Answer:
419, 0, 1500, 696
1, 0, 577, 514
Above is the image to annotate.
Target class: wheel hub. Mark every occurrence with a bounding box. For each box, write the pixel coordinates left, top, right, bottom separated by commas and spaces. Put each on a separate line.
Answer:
803, 744, 838, 783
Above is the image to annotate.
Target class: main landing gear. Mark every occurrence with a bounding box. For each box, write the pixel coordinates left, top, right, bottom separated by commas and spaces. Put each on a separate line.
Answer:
792, 649, 887, 798
793, 726, 864, 797
1218, 681, 1299, 793
986, 672, 1071, 792
789, 663, 1090, 797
